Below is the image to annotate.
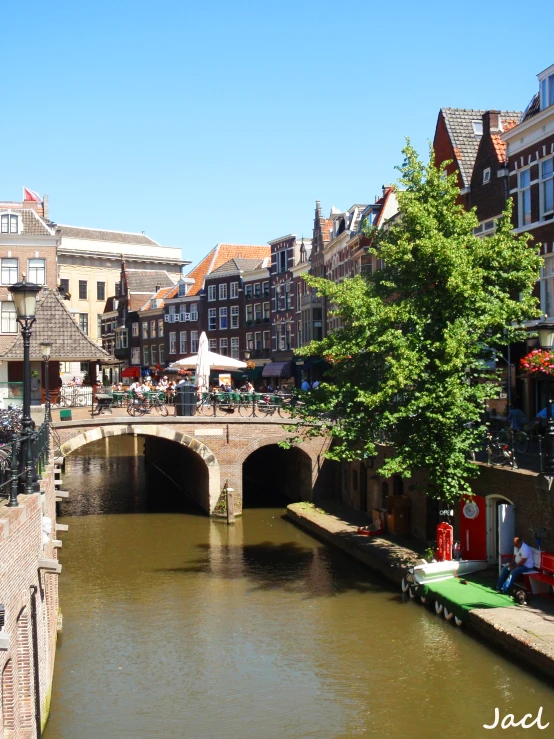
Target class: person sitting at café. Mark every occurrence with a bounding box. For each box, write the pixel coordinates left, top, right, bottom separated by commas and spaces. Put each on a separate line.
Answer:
497, 536, 535, 594
246, 381, 254, 394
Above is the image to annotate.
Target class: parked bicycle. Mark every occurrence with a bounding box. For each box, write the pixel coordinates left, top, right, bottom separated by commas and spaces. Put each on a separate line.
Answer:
484, 431, 518, 468
127, 394, 168, 417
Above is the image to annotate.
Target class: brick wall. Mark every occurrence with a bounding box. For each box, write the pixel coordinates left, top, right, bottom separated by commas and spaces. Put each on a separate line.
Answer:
0, 461, 59, 737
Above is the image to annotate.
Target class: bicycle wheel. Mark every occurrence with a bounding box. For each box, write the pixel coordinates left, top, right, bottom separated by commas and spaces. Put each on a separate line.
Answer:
514, 431, 529, 454
200, 399, 215, 416
155, 402, 168, 417
127, 400, 140, 417
238, 400, 252, 417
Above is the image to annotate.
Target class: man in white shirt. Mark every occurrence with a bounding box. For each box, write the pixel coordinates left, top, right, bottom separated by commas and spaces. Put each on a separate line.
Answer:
497, 537, 535, 594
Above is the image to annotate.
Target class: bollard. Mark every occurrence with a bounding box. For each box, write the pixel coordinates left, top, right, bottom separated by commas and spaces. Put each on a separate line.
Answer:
225, 480, 235, 525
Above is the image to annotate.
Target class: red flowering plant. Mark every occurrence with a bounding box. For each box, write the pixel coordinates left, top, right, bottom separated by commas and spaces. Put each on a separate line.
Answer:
520, 349, 554, 377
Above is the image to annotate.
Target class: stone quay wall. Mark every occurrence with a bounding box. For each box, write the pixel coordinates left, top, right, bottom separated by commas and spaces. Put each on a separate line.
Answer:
0, 461, 59, 739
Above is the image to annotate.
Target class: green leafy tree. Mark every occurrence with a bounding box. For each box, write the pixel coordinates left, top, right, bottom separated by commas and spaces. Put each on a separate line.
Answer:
288, 142, 542, 502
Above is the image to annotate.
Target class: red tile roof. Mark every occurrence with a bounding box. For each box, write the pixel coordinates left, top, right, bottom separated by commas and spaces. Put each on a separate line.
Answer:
186, 244, 270, 296
491, 118, 519, 162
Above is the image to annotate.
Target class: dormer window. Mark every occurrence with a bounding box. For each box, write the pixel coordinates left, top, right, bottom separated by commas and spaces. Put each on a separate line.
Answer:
472, 120, 483, 136
483, 168, 491, 184
178, 280, 186, 298
0, 215, 18, 234
540, 73, 554, 111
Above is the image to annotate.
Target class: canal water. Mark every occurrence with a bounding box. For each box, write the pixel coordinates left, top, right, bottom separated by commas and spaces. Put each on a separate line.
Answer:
44, 437, 554, 739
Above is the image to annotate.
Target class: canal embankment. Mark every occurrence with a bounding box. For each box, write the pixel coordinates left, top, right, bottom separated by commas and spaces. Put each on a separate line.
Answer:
286, 501, 554, 681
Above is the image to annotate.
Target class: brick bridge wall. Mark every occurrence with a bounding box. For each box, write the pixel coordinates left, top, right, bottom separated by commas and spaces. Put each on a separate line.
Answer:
54, 418, 332, 515
0, 460, 59, 738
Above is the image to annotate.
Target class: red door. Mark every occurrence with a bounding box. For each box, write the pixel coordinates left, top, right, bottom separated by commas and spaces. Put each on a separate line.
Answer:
459, 495, 487, 560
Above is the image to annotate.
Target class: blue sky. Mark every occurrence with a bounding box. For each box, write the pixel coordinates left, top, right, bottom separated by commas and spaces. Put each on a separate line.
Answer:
2, 0, 552, 268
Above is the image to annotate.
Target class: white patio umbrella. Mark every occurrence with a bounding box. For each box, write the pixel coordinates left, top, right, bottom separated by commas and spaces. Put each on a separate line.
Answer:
170, 347, 248, 373
195, 332, 211, 395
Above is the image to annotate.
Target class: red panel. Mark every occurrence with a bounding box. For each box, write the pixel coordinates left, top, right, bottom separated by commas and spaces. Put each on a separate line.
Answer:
459, 495, 487, 560
541, 553, 554, 574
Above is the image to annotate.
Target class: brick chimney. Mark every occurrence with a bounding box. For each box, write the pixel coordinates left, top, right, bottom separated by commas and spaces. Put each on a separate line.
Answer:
483, 110, 501, 136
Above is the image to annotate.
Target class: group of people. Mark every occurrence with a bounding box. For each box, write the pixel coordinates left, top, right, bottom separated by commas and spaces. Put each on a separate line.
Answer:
300, 379, 320, 391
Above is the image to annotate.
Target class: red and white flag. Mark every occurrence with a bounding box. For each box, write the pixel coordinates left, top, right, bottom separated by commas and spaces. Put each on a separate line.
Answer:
23, 187, 42, 202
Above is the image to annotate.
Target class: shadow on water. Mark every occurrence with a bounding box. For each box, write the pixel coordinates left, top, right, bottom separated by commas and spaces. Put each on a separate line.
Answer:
155, 539, 386, 598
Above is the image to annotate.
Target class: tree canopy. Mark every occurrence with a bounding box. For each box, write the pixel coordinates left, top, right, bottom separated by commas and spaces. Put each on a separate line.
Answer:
288, 142, 542, 501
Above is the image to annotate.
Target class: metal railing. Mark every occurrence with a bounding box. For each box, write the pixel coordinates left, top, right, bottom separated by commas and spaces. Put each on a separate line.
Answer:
0, 419, 50, 507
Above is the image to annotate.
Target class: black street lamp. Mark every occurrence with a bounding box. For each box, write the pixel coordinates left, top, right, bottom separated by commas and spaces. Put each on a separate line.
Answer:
530, 318, 554, 475
10, 279, 41, 494
40, 341, 52, 424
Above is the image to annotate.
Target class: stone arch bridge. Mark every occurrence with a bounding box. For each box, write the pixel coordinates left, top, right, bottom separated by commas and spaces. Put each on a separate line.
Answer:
52, 416, 333, 516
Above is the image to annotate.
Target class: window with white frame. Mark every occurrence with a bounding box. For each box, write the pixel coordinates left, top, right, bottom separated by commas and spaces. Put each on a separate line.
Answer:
246, 305, 253, 323
1, 301, 17, 333
131, 347, 140, 364
191, 331, 199, 353
286, 283, 293, 310
246, 332, 253, 351
151, 345, 157, 365
219, 306, 228, 329
263, 301, 270, 320
541, 255, 554, 317
169, 332, 176, 354
297, 320, 302, 346
121, 329, 128, 349
158, 318, 164, 337
254, 332, 262, 350
79, 313, 88, 335
143, 346, 149, 366
540, 73, 554, 111
231, 305, 239, 328
142, 322, 148, 339
189, 302, 198, 321
28, 258, 45, 284
208, 285, 216, 301
278, 250, 287, 273
179, 304, 187, 321
168, 304, 176, 319
209, 339, 217, 351
220, 338, 228, 355
541, 158, 554, 219
132, 322, 139, 337
159, 345, 165, 365
150, 320, 156, 338
0, 214, 18, 234
263, 281, 269, 297
245, 284, 253, 299
253, 283, 261, 298
231, 337, 239, 358
219, 283, 227, 300
180, 331, 187, 354
208, 308, 216, 330
230, 282, 238, 299
483, 168, 491, 184
519, 169, 532, 226
1, 258, 17, 285
263, 330, 270, 349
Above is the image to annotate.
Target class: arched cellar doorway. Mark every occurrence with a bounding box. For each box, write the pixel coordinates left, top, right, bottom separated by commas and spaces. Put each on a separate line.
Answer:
242, 444, 312, 508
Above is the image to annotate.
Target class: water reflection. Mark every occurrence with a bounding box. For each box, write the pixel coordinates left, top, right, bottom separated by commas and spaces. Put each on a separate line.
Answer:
44, 437, 554, 739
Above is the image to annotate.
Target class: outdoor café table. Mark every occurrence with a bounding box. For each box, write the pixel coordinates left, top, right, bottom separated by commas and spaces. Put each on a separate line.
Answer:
92, 393, 114, 415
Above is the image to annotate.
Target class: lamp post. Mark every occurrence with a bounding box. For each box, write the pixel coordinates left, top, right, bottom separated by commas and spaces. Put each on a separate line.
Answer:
40, 341, 52, 424
529, 318, 554, 475
10, 279, 41, 494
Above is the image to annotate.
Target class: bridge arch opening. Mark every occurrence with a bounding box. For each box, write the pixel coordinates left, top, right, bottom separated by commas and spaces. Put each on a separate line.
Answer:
242, 444, 312, 508
59, 426, 220, 515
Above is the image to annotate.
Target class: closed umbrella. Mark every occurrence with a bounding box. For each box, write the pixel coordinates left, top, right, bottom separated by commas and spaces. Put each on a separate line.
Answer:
195, 332, 211, 395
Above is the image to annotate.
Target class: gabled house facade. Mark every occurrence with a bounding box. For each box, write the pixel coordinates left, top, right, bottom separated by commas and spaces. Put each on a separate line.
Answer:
0, 194, 59, 391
